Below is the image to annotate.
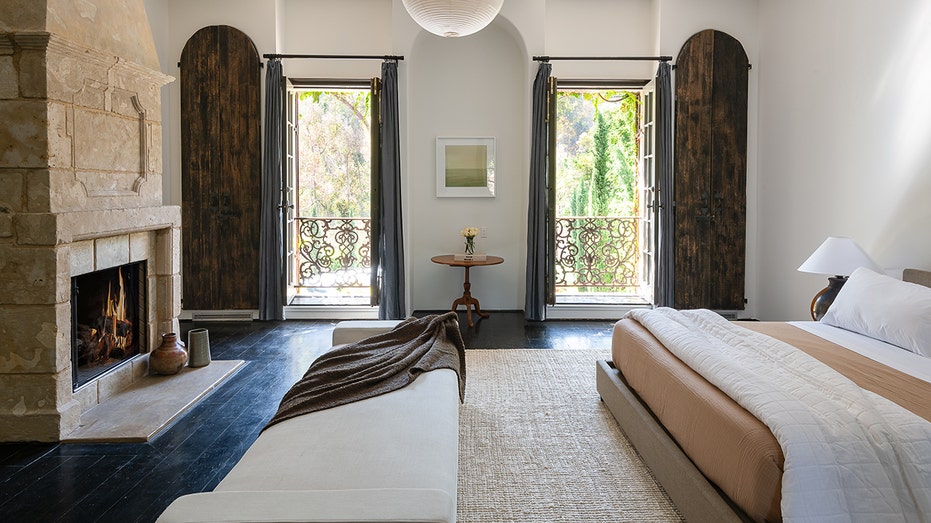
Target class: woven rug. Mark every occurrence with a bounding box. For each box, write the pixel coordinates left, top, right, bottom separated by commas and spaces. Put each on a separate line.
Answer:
458, 349, 683, 522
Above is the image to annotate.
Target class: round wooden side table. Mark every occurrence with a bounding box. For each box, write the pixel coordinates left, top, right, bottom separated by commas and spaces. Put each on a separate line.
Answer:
431, 255, 504, 327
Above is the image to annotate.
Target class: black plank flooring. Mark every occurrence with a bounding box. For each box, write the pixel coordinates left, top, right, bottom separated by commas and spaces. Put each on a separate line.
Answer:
0, 311, 614, 523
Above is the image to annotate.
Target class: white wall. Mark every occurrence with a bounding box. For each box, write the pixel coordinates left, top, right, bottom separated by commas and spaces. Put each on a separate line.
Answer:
756, 0, 931, 320
144, 0, 771, 316
545, 0, 655, 79
280, 0, 390, 79
407, 21, 528, 311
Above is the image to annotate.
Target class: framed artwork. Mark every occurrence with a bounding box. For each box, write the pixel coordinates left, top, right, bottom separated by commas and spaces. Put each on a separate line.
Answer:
435, 137, 496, 197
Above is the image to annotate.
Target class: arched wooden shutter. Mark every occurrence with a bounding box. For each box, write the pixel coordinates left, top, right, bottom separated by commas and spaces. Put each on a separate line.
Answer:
674, 29, 749, 311
180, 25, 261, 311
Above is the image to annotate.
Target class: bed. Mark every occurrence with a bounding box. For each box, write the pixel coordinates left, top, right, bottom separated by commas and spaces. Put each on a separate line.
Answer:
596, 267, 931, 522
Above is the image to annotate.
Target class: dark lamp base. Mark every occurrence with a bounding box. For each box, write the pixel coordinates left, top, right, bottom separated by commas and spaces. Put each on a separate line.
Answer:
810, 275, 847, 321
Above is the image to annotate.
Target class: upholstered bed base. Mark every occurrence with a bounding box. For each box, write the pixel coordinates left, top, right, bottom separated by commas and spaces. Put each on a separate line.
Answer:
596, 359, 751, 523
597, 268, 931, 523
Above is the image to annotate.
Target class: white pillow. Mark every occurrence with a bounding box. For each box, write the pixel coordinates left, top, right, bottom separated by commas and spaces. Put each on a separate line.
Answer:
821, 267, 931, 357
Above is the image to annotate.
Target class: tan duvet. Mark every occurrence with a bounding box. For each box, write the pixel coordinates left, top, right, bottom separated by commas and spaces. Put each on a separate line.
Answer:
612, 319, 931, 523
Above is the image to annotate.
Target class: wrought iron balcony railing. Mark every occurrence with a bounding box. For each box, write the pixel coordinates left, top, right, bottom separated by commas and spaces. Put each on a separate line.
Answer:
294, 216, 639, 297
296, 217, 371, 289
554, 216, 640, 294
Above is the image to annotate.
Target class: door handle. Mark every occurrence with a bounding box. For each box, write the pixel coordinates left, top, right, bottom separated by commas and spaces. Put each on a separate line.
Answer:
218, 192, 241, 218
697, 192, 712, 220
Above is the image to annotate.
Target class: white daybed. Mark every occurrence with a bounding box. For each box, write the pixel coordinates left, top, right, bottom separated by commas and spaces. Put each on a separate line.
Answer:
158, 319, 461, 523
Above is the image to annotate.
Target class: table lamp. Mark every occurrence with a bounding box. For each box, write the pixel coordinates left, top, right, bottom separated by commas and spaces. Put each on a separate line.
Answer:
797, 236, 881, 320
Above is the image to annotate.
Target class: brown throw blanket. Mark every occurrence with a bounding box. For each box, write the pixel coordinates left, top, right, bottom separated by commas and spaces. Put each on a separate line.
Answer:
264, 312, 466, 431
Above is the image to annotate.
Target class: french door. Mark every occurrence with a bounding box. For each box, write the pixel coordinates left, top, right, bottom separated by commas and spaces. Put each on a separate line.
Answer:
544, 77, 658, 305
280, 78, 383, 307
282, 78, 298, 307
639, 79, 658, 304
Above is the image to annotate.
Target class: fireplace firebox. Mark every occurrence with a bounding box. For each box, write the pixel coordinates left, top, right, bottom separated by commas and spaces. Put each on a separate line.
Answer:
71, 261, 148, 390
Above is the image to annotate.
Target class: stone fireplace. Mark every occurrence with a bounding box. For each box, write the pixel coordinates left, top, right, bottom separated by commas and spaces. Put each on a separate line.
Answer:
0, 0, 180, 441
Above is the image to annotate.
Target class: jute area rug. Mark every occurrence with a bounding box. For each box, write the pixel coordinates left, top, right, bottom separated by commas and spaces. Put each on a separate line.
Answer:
458, 349, 683, 522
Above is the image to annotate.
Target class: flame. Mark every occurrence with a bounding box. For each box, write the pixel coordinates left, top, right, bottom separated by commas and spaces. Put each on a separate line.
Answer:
76, 266, 138, 368
105, 267, 129, 350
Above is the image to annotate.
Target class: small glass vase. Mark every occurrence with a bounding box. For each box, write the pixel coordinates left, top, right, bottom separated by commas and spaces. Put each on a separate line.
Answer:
465, 237, 475, 255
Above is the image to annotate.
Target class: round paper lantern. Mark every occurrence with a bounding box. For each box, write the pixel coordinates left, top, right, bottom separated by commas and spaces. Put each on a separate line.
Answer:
402, 0, 505, 38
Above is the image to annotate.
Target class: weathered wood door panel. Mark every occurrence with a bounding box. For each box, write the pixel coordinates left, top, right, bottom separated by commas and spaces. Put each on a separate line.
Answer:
180, 25, 261, 311
674, 30, 748, 310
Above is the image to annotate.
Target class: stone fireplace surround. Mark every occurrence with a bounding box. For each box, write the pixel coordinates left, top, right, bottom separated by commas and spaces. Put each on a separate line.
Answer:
0, 0, 180, 441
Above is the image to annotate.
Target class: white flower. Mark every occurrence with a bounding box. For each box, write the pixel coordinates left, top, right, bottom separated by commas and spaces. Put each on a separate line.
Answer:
460, 227, 479, 238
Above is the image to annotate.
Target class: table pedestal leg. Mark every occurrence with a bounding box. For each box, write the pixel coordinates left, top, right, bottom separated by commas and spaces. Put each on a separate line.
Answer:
450, 266, 490, 327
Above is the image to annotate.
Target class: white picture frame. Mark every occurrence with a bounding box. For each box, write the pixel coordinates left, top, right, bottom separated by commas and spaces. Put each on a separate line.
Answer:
435, 137, 496, 197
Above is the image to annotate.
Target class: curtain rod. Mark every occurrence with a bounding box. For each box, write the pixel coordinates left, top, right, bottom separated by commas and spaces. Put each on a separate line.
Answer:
263, 53, 403, 61
533, 55, 672, 63
557, 79, 651, 89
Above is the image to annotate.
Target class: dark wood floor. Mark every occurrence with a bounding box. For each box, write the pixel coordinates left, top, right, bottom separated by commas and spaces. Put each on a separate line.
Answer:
0, 312, 615, 523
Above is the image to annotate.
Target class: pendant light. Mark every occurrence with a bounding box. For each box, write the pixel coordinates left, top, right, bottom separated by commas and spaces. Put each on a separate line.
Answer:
402, 0, 504, 38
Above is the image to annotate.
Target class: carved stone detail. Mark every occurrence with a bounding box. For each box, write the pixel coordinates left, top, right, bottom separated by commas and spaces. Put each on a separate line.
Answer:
0, 34, 13, 55
70, 83, 149, 197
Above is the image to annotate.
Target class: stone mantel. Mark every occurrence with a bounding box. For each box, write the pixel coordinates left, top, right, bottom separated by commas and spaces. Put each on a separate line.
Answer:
9, 30, 173, 86
16, 205, 182, 246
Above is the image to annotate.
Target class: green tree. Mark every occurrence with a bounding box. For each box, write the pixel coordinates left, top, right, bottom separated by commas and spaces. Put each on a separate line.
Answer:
297, 90, 371, 218
590, 110, 611, 216
554, 89, 642, 295
555, 90, 640, 218
571, 175, 590, 216
612, 92, 640, 214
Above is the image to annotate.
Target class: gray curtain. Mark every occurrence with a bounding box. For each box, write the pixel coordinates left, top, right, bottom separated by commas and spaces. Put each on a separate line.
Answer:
258, 58, 284, 320
524, 62, 552, 321
378, 60, 406, 319
654, 62, 675, 308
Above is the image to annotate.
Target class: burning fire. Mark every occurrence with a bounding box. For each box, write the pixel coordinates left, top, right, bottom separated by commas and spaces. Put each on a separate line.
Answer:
76, 267, 135, 367
105, 269, 129, 350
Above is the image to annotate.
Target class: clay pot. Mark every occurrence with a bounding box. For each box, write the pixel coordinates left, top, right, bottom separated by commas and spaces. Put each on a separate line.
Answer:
149, 333, 188, 375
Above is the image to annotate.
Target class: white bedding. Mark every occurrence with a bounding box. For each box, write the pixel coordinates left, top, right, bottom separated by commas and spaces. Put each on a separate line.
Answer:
789, 321, 931, 384
629, 308, 931, 523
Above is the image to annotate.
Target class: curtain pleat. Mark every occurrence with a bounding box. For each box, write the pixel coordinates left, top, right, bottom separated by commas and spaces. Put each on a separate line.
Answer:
655, 62, 675, 308
524, 62, 552, 321
258, 58, 284, 320
378, 60, 406, 319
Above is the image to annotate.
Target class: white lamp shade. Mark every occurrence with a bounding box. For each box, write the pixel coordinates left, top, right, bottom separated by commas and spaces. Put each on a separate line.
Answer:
402, 0, 504, 38
797, 236, 882, 276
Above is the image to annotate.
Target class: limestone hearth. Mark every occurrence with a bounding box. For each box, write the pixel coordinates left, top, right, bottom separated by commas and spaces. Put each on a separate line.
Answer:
0, 0, 179, 441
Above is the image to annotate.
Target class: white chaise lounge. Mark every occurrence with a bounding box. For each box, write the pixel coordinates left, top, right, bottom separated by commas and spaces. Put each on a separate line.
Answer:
157, 320, 461, 523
